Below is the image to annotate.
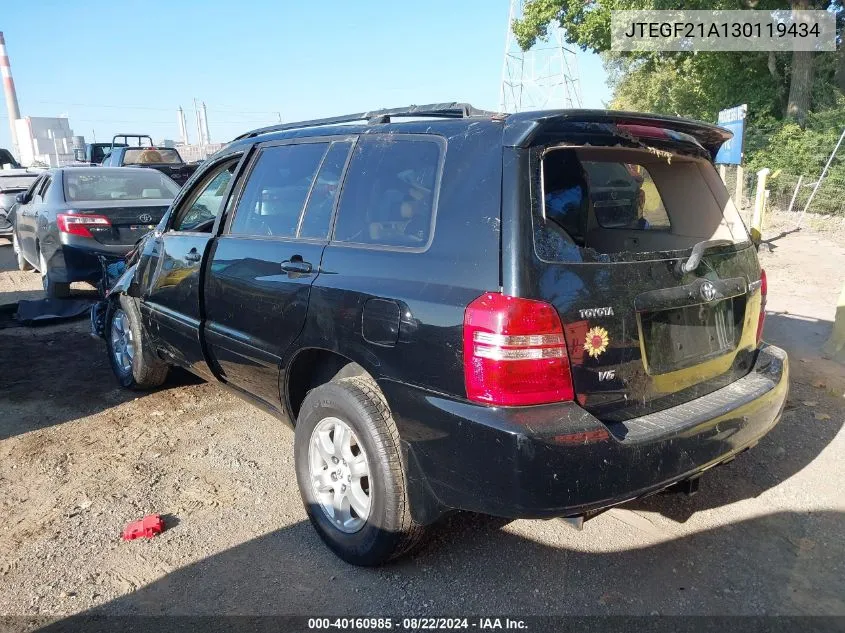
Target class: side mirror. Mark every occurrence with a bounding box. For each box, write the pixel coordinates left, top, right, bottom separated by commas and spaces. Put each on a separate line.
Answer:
15, 192, 28, 204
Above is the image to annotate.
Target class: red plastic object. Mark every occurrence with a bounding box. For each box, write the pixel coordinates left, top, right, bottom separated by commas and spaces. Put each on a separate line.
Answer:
122, 514, 164, 541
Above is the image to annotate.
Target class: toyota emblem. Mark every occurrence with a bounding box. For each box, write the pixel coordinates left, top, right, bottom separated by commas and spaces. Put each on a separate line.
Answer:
138, 213, 153, 223
700, 281, 717, 302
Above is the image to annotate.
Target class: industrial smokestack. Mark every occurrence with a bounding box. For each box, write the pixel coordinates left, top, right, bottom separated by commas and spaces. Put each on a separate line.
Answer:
193, 98, 203, 148
200, 102, 210, 145
0, 32, 22, 158
177, 106, 189, 144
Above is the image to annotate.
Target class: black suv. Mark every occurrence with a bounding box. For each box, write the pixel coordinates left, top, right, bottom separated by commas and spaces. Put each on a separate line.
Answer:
95, 103, 788, 565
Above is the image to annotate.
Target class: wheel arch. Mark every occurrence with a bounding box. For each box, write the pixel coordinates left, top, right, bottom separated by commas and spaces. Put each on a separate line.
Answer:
284, 347, 375, 423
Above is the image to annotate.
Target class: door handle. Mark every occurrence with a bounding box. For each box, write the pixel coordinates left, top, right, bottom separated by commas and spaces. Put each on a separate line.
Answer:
280, 256, 312, 274
185, 249, 201, 263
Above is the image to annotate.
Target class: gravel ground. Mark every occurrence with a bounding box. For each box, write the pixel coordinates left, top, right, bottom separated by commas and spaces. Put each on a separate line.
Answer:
0, 224, 843, 617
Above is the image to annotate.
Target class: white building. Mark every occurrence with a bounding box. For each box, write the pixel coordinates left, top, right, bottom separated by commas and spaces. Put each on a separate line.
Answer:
13, 116, 76, 167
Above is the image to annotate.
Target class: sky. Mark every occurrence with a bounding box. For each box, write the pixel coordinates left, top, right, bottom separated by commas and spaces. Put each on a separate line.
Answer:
0, 0, 611, 152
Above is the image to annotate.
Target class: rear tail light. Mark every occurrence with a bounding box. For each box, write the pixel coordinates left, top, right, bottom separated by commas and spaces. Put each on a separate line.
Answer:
57, 213, 111, 238
756, 268, 767, 345
463, 293, 574, 406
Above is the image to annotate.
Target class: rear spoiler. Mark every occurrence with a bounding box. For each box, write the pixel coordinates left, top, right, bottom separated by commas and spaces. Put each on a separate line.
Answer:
503, 109, 732, 159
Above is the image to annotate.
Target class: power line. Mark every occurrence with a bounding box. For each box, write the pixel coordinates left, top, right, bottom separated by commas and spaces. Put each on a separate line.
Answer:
31, 99, 282, 116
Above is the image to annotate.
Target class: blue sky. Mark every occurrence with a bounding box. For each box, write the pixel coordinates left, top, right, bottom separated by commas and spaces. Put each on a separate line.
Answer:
0, 0, 610, 152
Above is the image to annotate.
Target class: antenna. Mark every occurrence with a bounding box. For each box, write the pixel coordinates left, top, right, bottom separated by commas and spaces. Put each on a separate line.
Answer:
499, 0, 582, 113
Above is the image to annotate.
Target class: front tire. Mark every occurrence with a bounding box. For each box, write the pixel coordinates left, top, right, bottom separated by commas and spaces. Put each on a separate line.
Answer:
294, 376, 426, 565
13, 232, 32, 271
38, 248, 70, 298
106, 294, 169, 390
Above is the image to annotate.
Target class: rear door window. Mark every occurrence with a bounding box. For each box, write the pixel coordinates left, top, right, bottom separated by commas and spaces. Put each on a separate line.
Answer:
332, 137, 442, 249
229, 143, 328, 238
298, 141, 352, 240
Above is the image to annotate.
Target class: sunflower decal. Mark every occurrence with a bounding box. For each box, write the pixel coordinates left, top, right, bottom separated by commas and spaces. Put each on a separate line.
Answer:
584, 326, 610, 359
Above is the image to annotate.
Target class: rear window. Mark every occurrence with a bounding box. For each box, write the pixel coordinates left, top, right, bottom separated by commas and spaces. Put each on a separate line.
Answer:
64, 171, 181, 202
123, 148, 182, 165
536, 147, 749, 262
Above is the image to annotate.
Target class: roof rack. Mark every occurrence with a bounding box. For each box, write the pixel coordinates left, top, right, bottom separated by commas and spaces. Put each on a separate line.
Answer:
234, 102, 496, 141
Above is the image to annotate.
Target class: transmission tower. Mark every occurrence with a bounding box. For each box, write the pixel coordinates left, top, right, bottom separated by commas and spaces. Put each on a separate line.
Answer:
499, 0, 582, 113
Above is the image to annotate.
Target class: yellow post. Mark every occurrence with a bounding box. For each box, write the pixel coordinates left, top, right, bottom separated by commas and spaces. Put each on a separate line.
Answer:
823, 281, 845, 363
750, 168, 770, 244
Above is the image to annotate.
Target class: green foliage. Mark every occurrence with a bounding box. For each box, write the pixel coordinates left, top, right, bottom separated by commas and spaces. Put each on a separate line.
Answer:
746, 96, 845, 177
514, 0, 845, 213
746, 97, 845, 215
514, 0, 843, 125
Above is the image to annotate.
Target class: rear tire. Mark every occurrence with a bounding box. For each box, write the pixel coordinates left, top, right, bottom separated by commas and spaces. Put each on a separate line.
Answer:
13, 232, 32, 271
38, 248, 70, 298
106, 294, 169, 390
294, 376, 426, 566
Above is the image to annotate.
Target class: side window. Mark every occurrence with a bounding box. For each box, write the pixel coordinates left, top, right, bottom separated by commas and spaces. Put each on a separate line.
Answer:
24, 175, 43, 201
229, 143, 328, 237
171, 159, 238, 232
332, 137, 441, 248
297, 141, 352, 239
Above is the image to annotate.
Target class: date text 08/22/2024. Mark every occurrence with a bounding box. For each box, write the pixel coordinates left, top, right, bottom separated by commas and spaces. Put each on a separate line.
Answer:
307, 617, 528, 630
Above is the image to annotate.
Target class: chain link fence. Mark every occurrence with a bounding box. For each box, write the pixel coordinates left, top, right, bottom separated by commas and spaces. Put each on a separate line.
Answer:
720, 164, 845, 225
766, 172, 845, 217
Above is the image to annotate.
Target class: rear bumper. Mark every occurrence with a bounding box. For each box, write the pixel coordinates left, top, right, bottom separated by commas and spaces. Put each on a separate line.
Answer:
383, 344, 788, 521
46, 239, 131, 283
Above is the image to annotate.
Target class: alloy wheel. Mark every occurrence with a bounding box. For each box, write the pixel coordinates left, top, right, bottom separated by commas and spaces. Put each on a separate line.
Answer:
308, 416, 371, 533
110, 308, 135, 374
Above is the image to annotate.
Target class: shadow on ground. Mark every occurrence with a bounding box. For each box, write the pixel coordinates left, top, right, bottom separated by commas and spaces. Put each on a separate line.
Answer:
0, 328, 203, 440
40, 510, 844, 618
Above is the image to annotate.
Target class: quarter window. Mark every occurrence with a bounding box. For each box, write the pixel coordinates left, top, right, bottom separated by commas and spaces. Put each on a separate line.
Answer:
332, 137, 441, 248
229, 143, 329, 237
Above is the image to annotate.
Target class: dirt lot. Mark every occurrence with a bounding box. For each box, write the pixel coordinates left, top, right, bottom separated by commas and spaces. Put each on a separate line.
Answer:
1, 220, 844, 618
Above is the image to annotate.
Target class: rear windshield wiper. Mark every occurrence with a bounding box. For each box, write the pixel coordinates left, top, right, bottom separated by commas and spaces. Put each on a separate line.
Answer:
675, 239, 734, 277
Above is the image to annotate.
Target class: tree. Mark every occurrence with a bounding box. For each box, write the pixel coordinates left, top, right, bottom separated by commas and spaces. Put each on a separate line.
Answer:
512, 0, 843, 126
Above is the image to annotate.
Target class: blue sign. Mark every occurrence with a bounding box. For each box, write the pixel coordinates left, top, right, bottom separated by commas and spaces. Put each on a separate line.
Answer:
715, 104, 747, 165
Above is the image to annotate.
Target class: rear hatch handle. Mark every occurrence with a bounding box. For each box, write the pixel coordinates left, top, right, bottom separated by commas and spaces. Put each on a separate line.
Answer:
675, 239, 734, 277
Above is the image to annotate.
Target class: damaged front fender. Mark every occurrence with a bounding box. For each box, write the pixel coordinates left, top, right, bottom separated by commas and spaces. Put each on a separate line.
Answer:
107, 263, 138, 298
90, 263, 139, 339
